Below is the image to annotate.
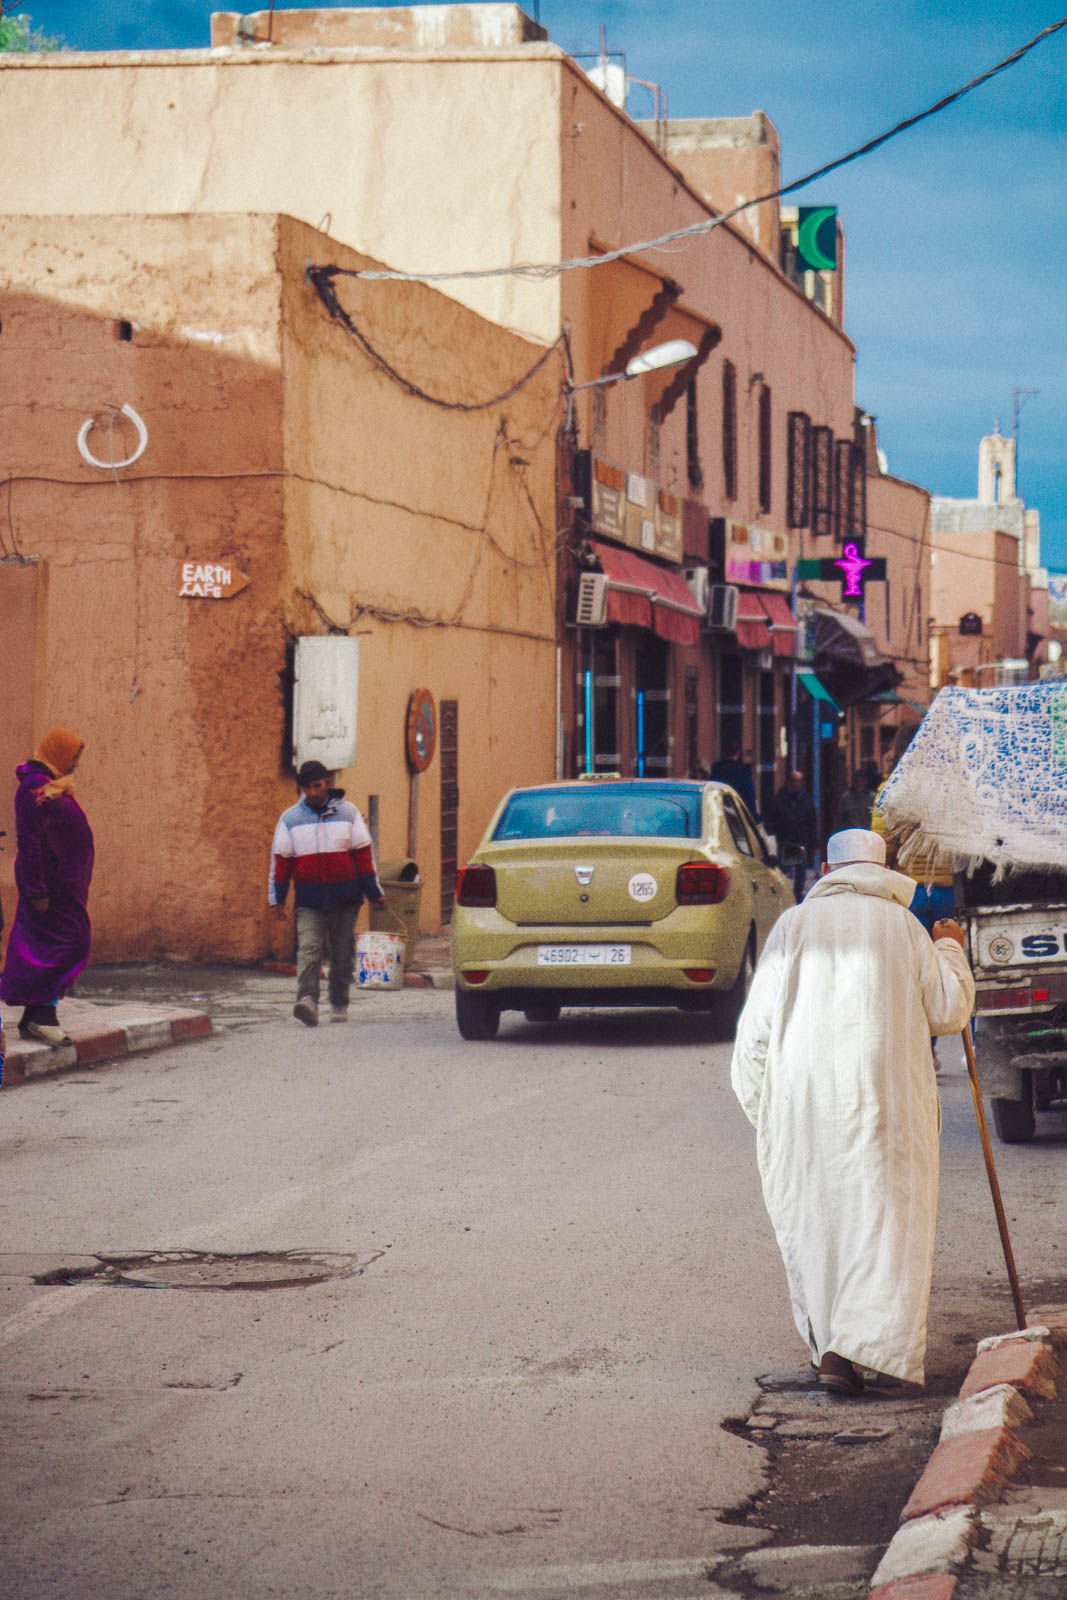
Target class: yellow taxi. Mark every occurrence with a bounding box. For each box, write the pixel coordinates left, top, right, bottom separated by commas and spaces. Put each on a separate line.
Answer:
450, 778, 795, 1039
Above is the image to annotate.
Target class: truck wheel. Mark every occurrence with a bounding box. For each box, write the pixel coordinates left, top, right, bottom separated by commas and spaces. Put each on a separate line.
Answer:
992, 1092, 1036, 1144
455, 987, 500, 1041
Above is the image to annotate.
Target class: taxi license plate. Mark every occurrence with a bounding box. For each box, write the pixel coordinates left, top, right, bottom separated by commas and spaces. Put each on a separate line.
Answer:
537, 944, 631, 966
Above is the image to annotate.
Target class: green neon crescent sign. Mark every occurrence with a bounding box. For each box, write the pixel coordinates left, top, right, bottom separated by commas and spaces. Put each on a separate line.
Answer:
797, 206, 838, 271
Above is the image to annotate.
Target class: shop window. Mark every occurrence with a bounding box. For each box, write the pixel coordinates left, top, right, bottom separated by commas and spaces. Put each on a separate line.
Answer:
787, 411, 811, 528
850, 437, 867, 542
722, 361, 737, 501
592, 384, 607, 445
758, 384, 772, 515
634, 634, 670, 776
686, 379, 703, 491
718, 651, 743, 759
833, 438, 854, 543
576, 630, 620, 775
684, 665, 699, 776
647, 402, 661, 478
758, 669, 776, 818
811, 425, 833, 537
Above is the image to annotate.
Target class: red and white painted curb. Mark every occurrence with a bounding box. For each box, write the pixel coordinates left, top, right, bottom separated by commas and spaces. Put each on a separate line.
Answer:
868, 1313, 1067, 1598
1, 1009, 212, 1088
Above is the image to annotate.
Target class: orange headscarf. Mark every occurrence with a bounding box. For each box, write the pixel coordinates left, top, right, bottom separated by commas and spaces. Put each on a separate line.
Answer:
33, 727, 84, 802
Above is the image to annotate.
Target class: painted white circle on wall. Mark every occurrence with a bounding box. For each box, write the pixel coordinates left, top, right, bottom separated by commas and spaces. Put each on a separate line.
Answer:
629, 873, 658, 903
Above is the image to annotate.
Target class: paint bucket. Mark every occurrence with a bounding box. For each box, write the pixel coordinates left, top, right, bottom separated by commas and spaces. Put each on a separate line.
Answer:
355, 930, 405, 990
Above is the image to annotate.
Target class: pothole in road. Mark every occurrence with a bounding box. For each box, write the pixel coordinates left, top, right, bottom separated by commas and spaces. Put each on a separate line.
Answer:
35, 1250, 376, 1291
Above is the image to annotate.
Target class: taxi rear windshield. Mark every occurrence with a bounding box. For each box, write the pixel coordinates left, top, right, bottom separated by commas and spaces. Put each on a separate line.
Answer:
492, 785, 702, 841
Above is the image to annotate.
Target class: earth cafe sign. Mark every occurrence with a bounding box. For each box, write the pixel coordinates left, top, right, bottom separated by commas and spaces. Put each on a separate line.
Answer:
179, 561, 250, 599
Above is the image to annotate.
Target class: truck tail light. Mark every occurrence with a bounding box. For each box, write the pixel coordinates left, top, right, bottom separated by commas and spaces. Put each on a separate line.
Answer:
676, 863, 730, 904
981, 988, 1032, 1011
456, 864, 497, 908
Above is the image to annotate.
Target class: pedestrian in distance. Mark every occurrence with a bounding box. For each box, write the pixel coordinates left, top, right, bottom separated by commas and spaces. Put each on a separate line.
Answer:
835, 767, 876, 833
0, 728, 95, 1046
269, 760, 386, 1027
730, 828, 975, 1396
765, 769, 816, 900
709, 741, 759, 820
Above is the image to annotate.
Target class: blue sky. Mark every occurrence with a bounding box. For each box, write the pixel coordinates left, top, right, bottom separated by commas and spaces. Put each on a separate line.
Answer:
14, 2, 1067, 564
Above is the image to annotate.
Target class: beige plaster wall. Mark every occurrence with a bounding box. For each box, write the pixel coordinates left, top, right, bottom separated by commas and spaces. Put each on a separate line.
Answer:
277, 217, 561, 933
0, 212, 560, 962
0, 50, 564, 344
650, 114, 783, 262
210, 5, 548, 49
0, 212, 287, 963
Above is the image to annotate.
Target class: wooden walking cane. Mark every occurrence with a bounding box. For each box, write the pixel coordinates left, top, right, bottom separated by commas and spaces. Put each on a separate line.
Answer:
960, 1025, 1027, 1331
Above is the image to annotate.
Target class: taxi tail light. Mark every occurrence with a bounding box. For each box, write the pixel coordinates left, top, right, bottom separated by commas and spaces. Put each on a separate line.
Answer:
464, 970, 490, 985
684, 968, 716, 983
676, 863, 730, 904
456, 864, 497, 908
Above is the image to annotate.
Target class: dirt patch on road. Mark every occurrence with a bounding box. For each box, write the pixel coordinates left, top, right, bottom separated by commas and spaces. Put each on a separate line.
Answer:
721, 1292, 1005, 1551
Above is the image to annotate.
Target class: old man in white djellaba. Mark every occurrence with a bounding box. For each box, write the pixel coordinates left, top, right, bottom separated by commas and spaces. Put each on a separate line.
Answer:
730, 827, 975, 1396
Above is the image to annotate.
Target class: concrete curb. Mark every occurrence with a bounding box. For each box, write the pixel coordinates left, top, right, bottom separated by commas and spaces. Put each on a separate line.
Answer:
867, 1313, 1067, 1597
259, 962, 455, 989
1, 1009, 212, 1089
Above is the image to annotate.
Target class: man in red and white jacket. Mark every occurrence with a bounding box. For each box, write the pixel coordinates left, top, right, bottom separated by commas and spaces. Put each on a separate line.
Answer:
269, 760, 386, 1027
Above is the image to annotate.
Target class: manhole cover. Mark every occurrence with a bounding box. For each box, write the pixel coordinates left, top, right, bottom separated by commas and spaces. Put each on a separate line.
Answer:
37, 1250, 372, 1291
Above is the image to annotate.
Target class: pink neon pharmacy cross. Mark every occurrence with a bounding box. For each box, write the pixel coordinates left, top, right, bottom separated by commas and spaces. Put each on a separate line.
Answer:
834, 541, 872, 598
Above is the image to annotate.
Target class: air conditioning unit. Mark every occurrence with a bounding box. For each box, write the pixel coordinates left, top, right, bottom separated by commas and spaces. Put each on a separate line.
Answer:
707, 583, 739, 630
575, 571, 608, 626
683, 566, 710, 612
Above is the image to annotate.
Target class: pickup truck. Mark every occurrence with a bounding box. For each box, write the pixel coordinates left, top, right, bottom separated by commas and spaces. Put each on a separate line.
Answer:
960, 860, 1067, 1143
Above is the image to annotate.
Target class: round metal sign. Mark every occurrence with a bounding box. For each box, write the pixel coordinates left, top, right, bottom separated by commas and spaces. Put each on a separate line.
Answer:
406, 689, 437, 773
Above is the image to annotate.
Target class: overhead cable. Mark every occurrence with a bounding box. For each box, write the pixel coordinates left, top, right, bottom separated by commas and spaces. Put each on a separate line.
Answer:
307, 264, 570, 410
329, 16, 1066, 287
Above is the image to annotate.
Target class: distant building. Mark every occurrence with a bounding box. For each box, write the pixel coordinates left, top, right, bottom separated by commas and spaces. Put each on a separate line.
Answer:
930, 431, 1049, 689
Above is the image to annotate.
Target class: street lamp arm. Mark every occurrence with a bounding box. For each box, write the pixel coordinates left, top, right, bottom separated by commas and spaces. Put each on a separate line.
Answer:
566, 339, 699, 394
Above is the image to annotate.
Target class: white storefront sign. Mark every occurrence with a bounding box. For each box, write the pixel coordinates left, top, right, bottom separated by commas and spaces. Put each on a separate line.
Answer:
293, 635, 360, 771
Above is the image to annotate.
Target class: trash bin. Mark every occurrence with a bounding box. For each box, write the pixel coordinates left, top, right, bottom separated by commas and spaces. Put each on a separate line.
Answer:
369, 857, 422, 974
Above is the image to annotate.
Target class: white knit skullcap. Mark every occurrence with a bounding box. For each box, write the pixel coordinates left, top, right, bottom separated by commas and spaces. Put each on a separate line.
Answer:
826, 828, 886, 867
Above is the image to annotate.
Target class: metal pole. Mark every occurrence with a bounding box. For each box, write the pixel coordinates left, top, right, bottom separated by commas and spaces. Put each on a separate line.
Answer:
961, 1026, 1026, 1330
407, 772, 419, 861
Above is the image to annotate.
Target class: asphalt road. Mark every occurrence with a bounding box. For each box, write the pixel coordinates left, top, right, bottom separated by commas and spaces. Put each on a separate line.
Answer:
2, 994, 1066, 1599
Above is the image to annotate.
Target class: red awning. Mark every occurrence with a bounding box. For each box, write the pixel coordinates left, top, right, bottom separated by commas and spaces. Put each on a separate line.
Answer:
591, 540, 702, 647
760, 591, 798, 658
734, 588, 771, 651
734, 588, 797, 655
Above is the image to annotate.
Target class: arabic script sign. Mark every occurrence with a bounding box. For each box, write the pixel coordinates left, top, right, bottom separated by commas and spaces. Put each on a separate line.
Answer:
179, 561, 250, 599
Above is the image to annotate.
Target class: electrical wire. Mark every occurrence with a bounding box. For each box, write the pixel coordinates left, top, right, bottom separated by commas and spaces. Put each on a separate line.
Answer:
307, 264, 569, 410
330, 17, 1067, 287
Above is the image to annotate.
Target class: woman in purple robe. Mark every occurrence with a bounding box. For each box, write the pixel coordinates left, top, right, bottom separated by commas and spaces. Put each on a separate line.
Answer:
0, 728, 94, 1046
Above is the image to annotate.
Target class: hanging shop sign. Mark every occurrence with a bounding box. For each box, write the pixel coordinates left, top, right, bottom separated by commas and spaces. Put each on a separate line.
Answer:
582, 454, 682, 564
178, 561, 250, 599
724, 522, 789, 591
